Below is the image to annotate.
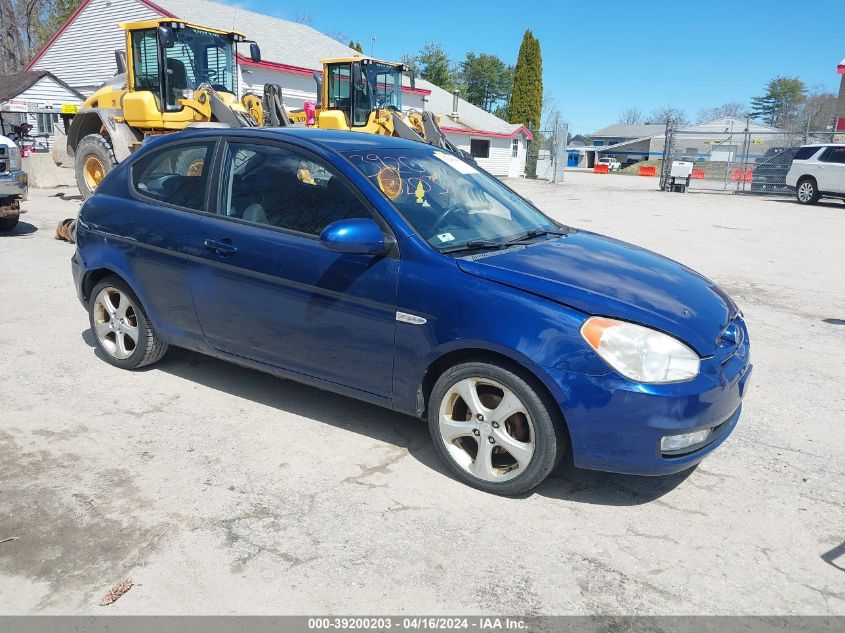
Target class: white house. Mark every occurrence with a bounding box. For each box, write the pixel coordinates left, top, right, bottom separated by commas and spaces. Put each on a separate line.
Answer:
0, 71, 84, 149
26, 0, 531, 176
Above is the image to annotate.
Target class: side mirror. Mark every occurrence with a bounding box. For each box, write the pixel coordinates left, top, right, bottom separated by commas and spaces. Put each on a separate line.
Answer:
320, 218, 388, 256
249, 42, 261, 63
114, 49, 126, 75
157, 25, 175, 48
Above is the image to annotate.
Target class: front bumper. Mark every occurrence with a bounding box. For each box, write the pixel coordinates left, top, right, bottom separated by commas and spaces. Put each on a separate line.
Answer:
0, 170, 28, 199
544, 332, 752, 476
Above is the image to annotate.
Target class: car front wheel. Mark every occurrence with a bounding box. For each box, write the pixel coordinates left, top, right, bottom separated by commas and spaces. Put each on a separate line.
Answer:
796, 178, 820, 204
428, 361, 565, 495
88, 276, 168, 369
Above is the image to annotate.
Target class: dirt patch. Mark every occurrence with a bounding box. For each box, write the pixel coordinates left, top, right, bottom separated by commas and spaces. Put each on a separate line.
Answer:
0, 430, 172, 609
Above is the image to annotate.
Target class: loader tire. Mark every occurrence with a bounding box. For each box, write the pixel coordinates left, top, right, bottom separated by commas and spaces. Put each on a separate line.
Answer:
75, 134, 117, 199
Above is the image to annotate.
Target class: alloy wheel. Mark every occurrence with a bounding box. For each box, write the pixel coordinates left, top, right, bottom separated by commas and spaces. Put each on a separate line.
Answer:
93, 287, 139, 360
438, 377, 535, 482
797, 181, 814, 202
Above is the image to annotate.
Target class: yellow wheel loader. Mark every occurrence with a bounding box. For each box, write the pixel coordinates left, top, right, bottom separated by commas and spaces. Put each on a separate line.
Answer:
60, 18, 275, 199
283, 55, 471, 161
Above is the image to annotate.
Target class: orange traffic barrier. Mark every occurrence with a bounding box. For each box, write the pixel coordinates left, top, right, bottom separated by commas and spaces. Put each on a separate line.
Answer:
594, 164, 609, 174
731, 168, 753, 182
691, 167, 705, 179
638, 165, 657, 176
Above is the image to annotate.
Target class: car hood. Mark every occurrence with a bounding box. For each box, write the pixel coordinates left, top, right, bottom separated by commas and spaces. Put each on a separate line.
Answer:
455, 231, 737, 356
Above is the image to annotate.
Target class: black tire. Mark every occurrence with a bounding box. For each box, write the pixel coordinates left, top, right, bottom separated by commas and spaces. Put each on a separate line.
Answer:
75, 133, 117, 199
796, 177, 820, 205
88, 275, 168, 370
428, 361, 566, 495
0, 216, 19, 231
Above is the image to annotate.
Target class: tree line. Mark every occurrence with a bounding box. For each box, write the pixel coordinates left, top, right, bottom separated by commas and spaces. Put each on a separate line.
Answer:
0, 0, 82, 74
617, 76, 837, 132
401, 31, 544, 176
401, 30, 543, 130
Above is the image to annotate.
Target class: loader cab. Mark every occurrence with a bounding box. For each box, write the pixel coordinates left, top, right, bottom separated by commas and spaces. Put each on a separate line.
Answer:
323, 58, 406, 128
126, 20, 245, 113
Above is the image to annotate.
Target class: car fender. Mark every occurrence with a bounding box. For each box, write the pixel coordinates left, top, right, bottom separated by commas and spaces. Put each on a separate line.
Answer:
390, 249, 611, 415
75, 210, 165, 336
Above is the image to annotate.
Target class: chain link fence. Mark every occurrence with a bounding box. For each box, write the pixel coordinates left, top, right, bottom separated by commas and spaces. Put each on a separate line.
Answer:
659, 122, 839, 194
529, 123, 567, 183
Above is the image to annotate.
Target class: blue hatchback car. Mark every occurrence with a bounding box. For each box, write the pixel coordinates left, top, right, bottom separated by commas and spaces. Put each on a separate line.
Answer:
72, 128, 752, 495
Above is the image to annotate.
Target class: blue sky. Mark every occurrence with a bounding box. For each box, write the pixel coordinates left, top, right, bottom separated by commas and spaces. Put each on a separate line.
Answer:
249, 0, 843, 134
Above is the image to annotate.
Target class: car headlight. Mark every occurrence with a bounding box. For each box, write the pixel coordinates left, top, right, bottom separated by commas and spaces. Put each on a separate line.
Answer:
580, 316, 700, 383
8, 146, 21, 171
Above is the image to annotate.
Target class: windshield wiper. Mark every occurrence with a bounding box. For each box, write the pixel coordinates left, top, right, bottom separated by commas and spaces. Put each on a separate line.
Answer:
490, 228, 569, 247
441, 240, 505, 253
441, 229, 570, 254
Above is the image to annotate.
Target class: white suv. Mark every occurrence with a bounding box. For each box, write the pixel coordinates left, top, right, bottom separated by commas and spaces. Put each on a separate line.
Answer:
597, 157, 621, 171
785, 144, 845, 204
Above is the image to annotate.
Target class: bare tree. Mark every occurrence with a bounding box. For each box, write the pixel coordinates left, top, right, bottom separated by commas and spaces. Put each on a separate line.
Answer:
293, 12, 314, 26
618, 107, 644, 125
646, 106, 688, 125
0, 0, 84, 73
801, 87, 837, 131
325, 30, 348, 43
696, 102, 747, 123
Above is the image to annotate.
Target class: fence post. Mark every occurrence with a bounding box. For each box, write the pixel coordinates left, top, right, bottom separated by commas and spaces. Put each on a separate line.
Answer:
552, 122, 567, 184
659, 118, 675, 191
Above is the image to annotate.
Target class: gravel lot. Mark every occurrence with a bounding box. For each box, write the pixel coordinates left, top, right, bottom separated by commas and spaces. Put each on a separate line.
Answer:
1, 173, 843, 615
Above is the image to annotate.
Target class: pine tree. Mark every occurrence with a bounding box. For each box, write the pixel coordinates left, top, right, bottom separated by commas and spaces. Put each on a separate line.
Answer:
355, 41, 364, 54
417, 43, 457, 92
348, 40, 355, 50
508, 30, 543, 177
749, 77, 806, 127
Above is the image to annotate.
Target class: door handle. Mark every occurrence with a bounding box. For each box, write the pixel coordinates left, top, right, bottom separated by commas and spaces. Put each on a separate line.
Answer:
203, 238, 238, 256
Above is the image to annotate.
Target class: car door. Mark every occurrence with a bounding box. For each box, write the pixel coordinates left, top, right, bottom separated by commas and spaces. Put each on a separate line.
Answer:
817, 146, 845, 192
187, 138, 399, 398
105, 138, 218, 346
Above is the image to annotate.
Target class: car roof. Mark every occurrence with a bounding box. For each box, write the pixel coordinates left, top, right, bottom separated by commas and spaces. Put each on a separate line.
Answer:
147, 126, 439, 154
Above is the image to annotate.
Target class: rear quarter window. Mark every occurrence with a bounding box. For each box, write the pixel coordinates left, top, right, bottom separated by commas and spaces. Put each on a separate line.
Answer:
131, 140, 216, 211
793, 147, 821, 161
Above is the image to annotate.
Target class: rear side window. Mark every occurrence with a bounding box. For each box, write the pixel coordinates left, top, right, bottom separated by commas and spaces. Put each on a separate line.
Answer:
794, 147, 820, 161
821, 147, 845, 164
132, 141, 215, 211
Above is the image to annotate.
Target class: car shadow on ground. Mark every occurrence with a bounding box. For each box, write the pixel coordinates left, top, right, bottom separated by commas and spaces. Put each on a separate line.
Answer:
81, 331, 691, 505
765, 198, 844, 209
0, 221, 37, 237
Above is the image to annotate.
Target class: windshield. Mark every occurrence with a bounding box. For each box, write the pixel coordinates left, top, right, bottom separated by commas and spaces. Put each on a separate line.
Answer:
163, 27, 235, 109
344, 148, 563, 252
363, 62, 402, 110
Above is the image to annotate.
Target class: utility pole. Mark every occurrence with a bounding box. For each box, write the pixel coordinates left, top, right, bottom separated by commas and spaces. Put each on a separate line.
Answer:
370, 36, 376, 57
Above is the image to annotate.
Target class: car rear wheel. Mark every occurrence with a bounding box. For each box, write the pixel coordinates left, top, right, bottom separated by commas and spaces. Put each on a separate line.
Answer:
88, 276, 168, 369
428, 361, 565, 495
796, 177, 820, 205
